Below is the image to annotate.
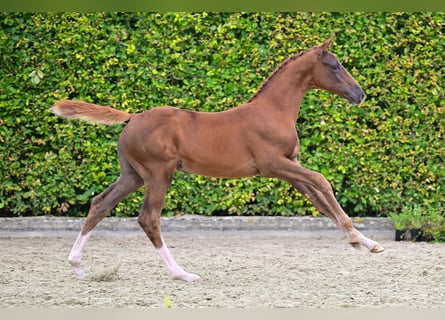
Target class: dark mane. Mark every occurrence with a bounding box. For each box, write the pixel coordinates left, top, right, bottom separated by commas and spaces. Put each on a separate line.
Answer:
247, 50, 307, 103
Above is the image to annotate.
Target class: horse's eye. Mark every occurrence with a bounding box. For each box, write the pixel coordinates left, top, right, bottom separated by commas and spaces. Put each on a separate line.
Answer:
331, 63, 340, 71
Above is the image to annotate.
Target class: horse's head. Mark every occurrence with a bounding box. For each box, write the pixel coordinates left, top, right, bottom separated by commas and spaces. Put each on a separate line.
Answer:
309, 36, 365, 105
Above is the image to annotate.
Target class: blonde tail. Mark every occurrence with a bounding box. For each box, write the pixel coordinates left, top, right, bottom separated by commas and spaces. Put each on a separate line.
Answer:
50, 100, 132, 125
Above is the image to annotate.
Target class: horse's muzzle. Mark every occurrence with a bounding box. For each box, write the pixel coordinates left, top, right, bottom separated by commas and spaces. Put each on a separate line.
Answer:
347, 86, 366, 105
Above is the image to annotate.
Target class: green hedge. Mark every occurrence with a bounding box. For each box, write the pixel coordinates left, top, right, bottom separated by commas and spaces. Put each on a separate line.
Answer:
1, 12, 444, 219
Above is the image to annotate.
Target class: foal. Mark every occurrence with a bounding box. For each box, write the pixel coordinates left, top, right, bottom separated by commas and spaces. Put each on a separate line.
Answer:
51, 37, 384, 282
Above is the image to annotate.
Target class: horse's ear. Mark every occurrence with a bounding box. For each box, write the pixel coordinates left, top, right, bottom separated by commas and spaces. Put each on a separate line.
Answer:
317, 35, 335, 56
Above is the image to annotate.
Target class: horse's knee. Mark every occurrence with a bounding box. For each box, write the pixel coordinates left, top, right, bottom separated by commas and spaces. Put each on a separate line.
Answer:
308, 171, 333, 194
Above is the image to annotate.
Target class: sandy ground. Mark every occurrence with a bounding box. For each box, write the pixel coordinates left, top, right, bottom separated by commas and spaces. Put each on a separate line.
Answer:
0, 230, 444, 308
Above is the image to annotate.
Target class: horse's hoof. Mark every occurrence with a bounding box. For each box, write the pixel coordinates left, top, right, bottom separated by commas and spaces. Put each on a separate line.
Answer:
173, 272, 200, 282
72, 266, 87, 279
370, 244, 385, 253
75, 270, 87, 279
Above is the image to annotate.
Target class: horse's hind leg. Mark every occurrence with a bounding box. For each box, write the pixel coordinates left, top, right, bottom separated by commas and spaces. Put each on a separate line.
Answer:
137, 165, 199, 282
68, 153, 143, 279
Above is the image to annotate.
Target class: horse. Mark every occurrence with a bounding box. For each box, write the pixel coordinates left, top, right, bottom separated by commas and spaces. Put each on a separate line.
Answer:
50, 37, 384, 282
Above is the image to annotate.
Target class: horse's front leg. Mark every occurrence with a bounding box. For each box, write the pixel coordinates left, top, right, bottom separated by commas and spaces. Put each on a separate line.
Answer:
292, 180, 384, 253
266, 158, 384, 253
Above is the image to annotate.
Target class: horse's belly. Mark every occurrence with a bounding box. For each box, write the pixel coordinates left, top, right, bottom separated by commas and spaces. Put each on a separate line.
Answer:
179, 156, 259, 178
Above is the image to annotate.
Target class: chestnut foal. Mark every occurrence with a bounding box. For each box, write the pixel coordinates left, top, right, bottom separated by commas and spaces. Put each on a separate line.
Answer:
51, 37, 384, 282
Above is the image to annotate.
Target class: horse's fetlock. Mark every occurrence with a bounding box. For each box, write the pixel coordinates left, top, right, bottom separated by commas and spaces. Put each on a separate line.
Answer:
341, 217, 353, 230
68, 255, 81, 268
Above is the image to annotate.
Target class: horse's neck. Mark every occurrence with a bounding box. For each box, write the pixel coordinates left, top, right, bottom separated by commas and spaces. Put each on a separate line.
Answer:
249, 62, 310, 122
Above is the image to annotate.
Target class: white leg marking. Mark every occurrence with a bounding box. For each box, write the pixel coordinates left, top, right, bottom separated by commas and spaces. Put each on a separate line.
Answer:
347, 229, 384, 253
360, 234, 385, 253
156, 240, 200, 282
68, 231, 91, 279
